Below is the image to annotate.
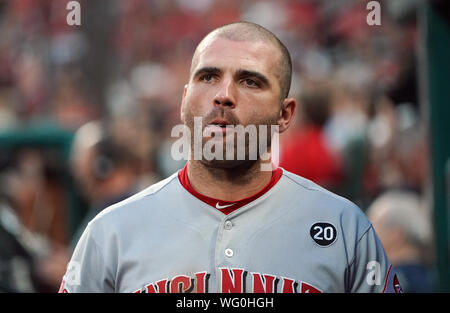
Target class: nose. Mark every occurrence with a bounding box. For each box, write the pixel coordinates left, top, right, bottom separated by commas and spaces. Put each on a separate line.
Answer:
213, 79, 236, 109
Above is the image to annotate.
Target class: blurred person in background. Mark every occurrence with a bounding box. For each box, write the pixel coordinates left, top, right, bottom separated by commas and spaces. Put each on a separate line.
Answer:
367, 190, 434, 293
69, 121, 142, 247
364, 102, 428, 203
320, 70, 373, 204
35, 121, 144, 290
50, 68, 97, 131
0, 171, 36, 292
0, 148, 72, 292
11, 148, 69, 247
279, 83, 343, 191
0, 168, 53, 292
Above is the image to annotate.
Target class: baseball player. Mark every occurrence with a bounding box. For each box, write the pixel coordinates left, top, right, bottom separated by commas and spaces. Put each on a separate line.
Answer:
59, 22, 402, 293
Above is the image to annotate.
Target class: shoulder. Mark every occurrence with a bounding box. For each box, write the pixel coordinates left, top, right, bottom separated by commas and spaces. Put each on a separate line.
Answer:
280, 168, 359, 208
88, 171, 181, 229
279, 168, 371, 234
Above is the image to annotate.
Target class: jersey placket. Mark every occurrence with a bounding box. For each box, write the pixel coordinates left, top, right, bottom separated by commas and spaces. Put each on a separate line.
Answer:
214, 214, 241, 292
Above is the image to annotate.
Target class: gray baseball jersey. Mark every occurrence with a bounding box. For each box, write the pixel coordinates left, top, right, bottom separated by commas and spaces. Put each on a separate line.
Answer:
59, 166, 402, 293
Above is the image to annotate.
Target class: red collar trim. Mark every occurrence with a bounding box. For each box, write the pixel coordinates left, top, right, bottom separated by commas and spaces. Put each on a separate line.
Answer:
178, 163, 282, 215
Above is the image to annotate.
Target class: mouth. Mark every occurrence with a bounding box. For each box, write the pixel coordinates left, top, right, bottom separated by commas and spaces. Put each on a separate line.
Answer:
206, 119, 232, 128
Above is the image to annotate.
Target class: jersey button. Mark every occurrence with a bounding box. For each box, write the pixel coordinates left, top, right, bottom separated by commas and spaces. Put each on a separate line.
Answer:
224, 221, 233, 230
224, 248, 234, 258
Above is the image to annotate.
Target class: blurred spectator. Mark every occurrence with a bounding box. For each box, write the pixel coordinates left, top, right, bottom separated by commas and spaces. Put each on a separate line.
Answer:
50, 68, 97, 131
324, 64, 372, 154
367, 190, 434, 292
69, 121, 142, 247
8, 148, 68, 247
0, 148, 74, 292
0, 170, 51, 292
279, 84, 343, 191
34, 120, 144, 290
364, 103, 428, 202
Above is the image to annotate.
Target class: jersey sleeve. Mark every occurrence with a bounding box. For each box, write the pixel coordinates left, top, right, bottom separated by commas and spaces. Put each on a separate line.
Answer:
348, 225, 403, 293
58, 222, 115, 293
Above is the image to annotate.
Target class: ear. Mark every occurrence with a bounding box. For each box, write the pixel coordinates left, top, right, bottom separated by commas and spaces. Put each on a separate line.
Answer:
277, 97, 296, 134
180, 84, 188, 123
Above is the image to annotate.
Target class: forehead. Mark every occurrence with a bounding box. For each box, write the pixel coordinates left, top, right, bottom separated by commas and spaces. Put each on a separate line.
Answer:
193, 37, 280, 79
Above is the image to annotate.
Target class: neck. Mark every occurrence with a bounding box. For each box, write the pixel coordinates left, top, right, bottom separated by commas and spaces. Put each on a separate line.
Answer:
187, 160, 273, 201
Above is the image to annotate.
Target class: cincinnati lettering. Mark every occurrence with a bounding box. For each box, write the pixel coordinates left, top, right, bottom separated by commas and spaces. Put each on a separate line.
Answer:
133, 268, 322, 293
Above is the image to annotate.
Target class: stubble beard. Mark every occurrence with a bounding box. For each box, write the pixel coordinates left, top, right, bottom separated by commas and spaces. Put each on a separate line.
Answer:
184, 107, 279, 171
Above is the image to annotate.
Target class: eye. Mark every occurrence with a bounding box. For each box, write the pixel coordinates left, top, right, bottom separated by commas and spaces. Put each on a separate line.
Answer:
199, 73, 216, 83
243, 78, 260, 88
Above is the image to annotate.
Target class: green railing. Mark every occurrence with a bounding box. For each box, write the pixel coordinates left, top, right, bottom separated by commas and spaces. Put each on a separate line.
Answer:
423, 2, 450, 292
0, 121, 84, 241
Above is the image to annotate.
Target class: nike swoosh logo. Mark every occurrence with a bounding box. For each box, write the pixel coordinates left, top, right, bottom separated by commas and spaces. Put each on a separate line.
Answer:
215, 202, 236, 210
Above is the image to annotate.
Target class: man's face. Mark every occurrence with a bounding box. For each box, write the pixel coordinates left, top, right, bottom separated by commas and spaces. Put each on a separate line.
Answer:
181, 37, 283, 168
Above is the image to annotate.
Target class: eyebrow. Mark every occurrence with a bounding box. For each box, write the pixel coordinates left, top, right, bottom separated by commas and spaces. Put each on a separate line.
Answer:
236, 69, 270, 87
193, 67, 221, 80
193, 66, 271, 88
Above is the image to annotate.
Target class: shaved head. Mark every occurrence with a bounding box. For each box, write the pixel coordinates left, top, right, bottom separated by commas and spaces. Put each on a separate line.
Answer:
190, 22, 292, 100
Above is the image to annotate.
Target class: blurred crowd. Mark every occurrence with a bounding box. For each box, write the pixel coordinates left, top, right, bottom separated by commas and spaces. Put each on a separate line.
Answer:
0, 0, 435, 292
